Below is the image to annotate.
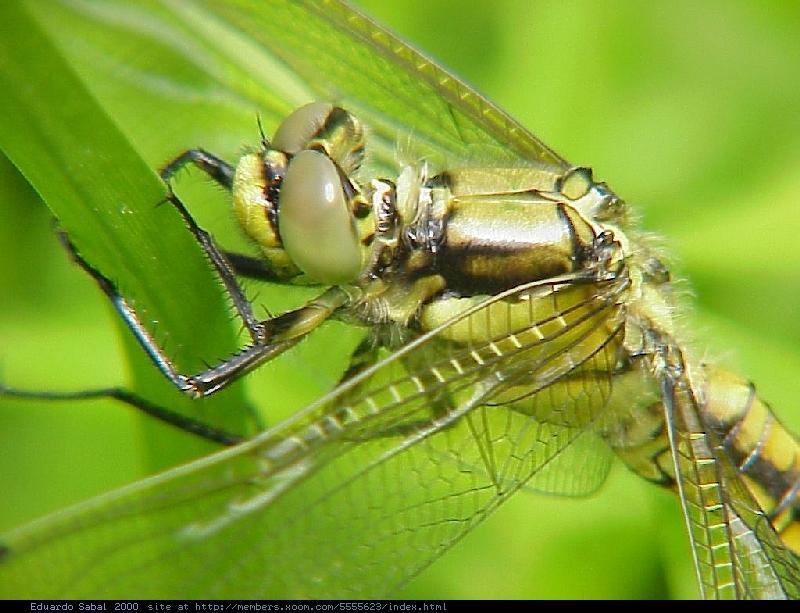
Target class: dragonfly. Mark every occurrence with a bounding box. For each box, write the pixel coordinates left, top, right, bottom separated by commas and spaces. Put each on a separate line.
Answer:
0, 0, 799, 600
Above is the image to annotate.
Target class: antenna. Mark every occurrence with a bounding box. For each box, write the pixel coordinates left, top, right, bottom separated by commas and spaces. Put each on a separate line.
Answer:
256, 113, 268, 148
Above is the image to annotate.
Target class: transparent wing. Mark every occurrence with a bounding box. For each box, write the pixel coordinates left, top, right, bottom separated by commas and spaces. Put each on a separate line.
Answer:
204, 0, 571, 174
364, 333, 616, 499
0, 273, 627, 598
662, 358, 800, 600
719, 458, 800, 599
37, 0, 570, 174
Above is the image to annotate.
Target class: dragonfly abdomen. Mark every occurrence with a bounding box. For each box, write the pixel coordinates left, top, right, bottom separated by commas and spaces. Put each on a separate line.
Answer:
697, 364, 800, 554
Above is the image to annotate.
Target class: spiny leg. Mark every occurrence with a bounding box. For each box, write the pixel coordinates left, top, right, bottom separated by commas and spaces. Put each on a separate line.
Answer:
155, 148, 356, 392
158, 151, 265, 344
339, 336, 381, 384
223, 251, 284, 284
1, 147, 340, 443
158, 152, 302, 332
160, 148, 234, 189
58, 233, 348, 397
0, 386, 244, 446
0, 243, 347, 443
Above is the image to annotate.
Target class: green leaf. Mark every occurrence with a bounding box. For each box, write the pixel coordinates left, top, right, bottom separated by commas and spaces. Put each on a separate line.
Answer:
0, 0, 357, 539
0, 1, 254, 486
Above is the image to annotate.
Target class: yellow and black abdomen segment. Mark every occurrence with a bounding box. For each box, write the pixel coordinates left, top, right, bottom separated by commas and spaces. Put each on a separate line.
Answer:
437, 194, 596, 295
699, 364, 800, 554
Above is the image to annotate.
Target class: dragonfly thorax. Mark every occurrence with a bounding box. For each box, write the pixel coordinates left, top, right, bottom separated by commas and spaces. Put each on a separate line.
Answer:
234, 102, 617, 300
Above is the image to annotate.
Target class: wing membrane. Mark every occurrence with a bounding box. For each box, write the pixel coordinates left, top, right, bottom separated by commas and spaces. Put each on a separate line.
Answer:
204, 0, 571, 174
661, 353, 800, 599
0, 274, 627, 598
721, 458, 800, 599
37, 0, 570, 175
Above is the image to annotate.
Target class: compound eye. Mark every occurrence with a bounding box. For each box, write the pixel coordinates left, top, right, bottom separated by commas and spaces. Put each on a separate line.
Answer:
278, 150, 362, 284
272, 102, 334, 154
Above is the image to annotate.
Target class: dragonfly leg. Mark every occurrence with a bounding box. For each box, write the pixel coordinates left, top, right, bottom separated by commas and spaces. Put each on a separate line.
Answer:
222, 251, 284, 283
0, 385, 244, 446
158, 149, 275, 338
159, 148, 234, 189
58, 232, 350, 397
338, 337, 381, 384
159, 191, 266, 344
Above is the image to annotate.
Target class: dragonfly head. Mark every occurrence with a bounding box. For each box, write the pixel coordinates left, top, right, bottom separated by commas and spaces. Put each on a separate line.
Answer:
232, 103, 376, 285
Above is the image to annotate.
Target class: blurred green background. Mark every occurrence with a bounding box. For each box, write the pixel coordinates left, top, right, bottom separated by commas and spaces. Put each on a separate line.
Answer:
1, 0, 799, 600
